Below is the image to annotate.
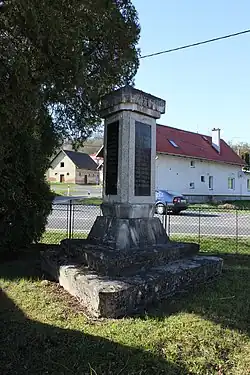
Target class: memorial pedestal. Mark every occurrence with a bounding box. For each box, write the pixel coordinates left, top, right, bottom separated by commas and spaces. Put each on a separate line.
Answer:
41, 244, 222, 318
41, 86, 223, 318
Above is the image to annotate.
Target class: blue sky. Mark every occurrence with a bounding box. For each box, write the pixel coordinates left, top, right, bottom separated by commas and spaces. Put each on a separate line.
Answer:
133, 0, 250, 143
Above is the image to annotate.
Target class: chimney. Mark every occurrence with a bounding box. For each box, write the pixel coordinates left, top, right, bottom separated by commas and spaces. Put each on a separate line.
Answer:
212, 128, 221, 153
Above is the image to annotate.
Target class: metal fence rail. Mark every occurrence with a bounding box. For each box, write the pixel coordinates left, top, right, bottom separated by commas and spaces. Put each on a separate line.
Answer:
43, 202, 250, 254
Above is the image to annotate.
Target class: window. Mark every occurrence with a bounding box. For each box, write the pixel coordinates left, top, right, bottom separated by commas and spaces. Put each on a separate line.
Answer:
190, 160, 195, 168
67, 173, 70, 176
189, 182, 195, 189
228, 177, 235, 190
60, 162, 64, 167
79, 172, 81, 176
247, 179, 250, 191
55, 173, 57, 176
209, 176, 213, 190
168, 140, 178, 148
201, 176, 205, 182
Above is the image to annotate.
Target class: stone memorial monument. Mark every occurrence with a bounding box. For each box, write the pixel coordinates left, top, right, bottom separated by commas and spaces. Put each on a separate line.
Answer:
41, 86, 223, 318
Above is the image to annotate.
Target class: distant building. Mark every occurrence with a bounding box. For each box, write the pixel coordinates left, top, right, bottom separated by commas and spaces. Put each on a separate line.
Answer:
155, 126, 248, 202
89, 147, 104, 185
96, 125, 249, 202
47, 150, 99, 184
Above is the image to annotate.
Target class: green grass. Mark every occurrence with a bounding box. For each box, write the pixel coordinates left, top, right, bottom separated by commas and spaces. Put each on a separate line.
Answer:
0, 236, 249, 374
78, 197, 102, 205
50, 184, 101, 197
51, 188, 76, 196
41, 230, 87, 244
231, 200, 250, 209
50, 182, 76, 186
50, 183, 100, 189
190, 200, 250, 210
41, 229, 250, 254
171, 235, 250, 255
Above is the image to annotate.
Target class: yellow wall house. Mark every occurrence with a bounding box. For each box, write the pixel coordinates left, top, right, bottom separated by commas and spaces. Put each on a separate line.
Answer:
47, 150, 99, 184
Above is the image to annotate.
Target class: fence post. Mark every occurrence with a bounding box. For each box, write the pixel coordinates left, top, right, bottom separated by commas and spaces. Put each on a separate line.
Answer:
72, 200, 75, 239
167, 207, 171, 237
198, 207, 201, 245
66, 202, 69, 238
236, 209, 239, 254
68, 199, 73, 240
163, 211, 166, 232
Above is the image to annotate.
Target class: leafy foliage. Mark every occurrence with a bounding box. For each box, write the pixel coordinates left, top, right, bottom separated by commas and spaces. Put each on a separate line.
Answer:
0, 0, 140, 250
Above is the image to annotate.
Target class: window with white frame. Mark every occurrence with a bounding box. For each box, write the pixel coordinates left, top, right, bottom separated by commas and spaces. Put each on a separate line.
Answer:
60, 162, 64, 167
209, 176, 213, 190
189, 182, 195, 189
201, 176, 205, 182
190, 160, 195, 168
247, 179, 250, 191
228, 177, 235, 190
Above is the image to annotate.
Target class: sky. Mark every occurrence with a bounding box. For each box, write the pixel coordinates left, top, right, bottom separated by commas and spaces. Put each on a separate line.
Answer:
132, 0, 250, 144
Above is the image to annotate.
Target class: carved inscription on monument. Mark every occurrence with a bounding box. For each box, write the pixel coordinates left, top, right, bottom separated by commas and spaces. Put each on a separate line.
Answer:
105, 121, 119, 195
134, 121, 151, 196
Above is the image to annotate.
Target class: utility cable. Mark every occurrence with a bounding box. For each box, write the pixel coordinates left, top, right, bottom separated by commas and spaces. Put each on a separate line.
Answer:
140, 29, 250, 59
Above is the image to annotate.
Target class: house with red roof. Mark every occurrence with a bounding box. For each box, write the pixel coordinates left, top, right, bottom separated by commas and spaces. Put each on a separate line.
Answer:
155, 125, 248, 202
97, 124, 250, 202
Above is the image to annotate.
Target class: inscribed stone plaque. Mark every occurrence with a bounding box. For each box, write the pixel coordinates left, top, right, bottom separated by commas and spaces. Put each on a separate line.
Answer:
105, 121, 119, 195
134, 121, 151, 196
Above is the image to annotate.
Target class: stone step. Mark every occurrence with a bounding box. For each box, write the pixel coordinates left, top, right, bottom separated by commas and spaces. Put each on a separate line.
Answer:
60, 239, 200, 276
41, 251, 223, 318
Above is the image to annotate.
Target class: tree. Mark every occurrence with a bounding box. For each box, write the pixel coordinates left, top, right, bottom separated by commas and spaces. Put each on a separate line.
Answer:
0, 0, 140, 251
229, 141, 250, 157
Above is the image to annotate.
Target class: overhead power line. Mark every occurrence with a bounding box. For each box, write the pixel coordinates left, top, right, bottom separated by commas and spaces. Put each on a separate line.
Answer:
140, 29, 250, 59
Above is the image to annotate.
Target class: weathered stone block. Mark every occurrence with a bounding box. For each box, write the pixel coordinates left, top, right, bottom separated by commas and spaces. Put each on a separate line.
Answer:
87, 216, 169, 250
41, 250, 223, 318
60, 239, 199, 276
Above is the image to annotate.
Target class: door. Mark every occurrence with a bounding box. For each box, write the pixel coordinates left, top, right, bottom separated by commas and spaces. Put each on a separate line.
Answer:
84, 175, 88, 184
60, 174, 65, 183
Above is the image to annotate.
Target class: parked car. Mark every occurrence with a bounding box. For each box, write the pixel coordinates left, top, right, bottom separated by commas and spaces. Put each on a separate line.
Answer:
155, 189, 188, 214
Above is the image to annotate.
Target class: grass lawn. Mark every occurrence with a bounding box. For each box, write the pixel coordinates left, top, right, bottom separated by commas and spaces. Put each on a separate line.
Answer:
1, 238, 249, 375
41, 231, 87, 244
189, 200, 250, 210
78, 197, 102, 205
171, 235, 250, 255
41, 229, 250, 255
50, 182, 76, 186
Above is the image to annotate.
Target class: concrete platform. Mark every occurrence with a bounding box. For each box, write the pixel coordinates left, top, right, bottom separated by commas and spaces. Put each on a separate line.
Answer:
41, 248, 223, 318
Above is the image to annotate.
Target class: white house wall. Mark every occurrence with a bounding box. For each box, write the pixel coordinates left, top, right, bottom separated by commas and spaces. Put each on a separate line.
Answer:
48, 152, 76, 183
75, 169, 99, 185
156, 154, 250, 200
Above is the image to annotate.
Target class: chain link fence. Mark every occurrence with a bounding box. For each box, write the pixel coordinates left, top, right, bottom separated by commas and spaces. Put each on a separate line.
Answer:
42, 202, 250, 254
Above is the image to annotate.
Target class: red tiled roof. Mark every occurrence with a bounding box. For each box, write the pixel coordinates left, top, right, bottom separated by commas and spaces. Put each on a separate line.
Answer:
96, 124, 244, 166
156, 124, 244, 166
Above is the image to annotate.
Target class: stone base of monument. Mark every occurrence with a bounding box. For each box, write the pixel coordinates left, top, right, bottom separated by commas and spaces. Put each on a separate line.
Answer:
41, 235, 223, 318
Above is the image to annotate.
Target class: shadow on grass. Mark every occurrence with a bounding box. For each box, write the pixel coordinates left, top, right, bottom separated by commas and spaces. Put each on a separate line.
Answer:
145, 252, 250, 336
1, 248, 249, 340
0, 244, 47, 280
0, 290, 188, 375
